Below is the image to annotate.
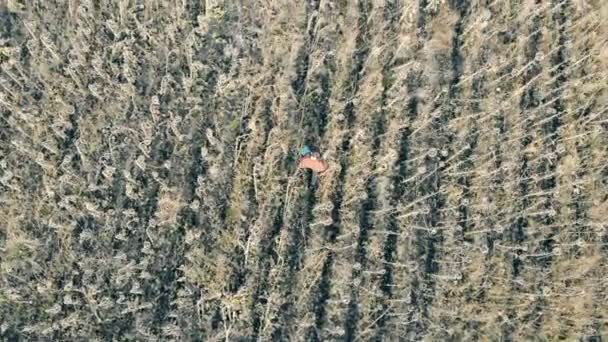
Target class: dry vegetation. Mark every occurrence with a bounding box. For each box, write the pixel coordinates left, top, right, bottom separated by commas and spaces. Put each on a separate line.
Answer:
1, 0, 607, 340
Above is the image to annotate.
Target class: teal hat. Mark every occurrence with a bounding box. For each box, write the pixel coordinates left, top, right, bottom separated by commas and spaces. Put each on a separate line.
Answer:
300, 145, 312, 156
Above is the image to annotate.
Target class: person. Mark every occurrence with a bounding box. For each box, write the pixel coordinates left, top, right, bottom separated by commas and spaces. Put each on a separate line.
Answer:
298, 145, 328, 173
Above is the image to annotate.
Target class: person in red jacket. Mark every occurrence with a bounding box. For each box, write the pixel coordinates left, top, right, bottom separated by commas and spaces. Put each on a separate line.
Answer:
298, 145, 328, 173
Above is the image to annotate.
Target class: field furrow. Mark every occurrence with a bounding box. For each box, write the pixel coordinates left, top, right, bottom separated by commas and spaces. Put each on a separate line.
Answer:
340, 4, 393, 340
298, 1, 372, 340
264, 2, 340, 339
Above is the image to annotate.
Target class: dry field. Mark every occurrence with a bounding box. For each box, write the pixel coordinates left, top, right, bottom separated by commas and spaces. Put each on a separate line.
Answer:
1, 0, 607, 340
